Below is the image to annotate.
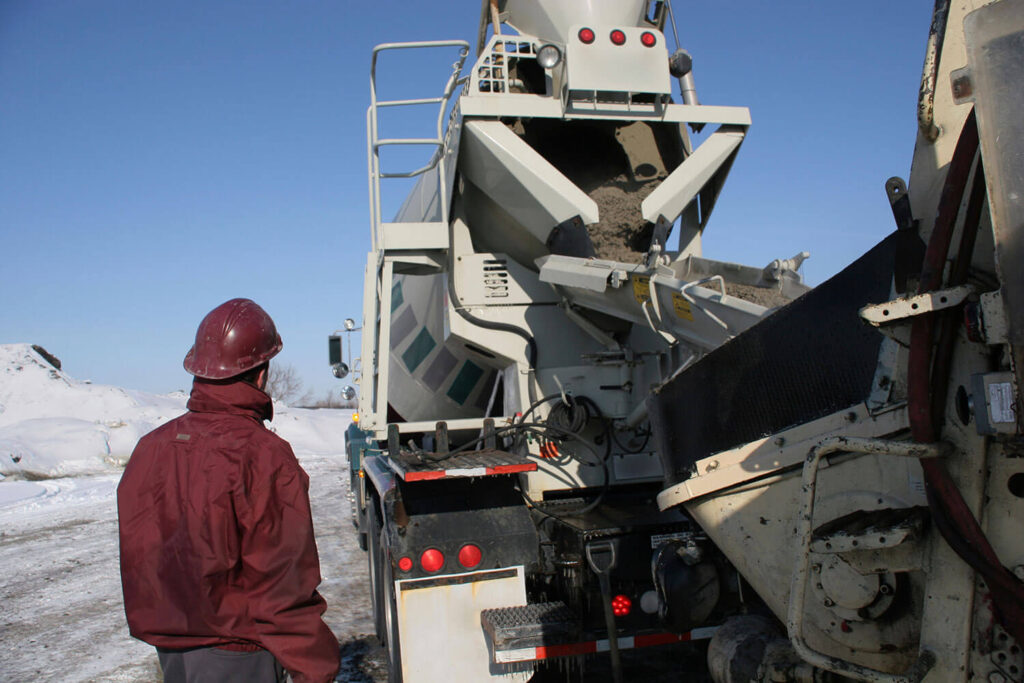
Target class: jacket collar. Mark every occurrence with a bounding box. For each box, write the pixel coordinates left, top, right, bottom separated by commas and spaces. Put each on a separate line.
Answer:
187, 378, 274, 423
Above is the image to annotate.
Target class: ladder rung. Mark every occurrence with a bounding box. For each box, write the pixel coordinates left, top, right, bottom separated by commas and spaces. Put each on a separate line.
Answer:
377, 97, 445, 107
375, 138, 442, 146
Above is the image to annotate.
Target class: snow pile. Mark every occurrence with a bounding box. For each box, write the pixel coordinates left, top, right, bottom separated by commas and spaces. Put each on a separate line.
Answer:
0, 344, 188, 478
0, 343, 354, 482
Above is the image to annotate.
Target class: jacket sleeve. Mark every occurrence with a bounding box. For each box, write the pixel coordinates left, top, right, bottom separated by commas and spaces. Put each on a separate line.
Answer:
239, 441, 340, 683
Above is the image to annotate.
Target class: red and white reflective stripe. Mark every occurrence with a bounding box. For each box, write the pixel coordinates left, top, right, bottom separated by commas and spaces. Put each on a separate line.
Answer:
493, 627, 718, 664
399, 462, 536, 482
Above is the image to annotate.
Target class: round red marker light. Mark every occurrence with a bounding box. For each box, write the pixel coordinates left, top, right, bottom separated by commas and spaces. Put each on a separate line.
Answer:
420, 548, 444, 573
458, 544, 483, 569
578, 28, 595, 44
610, 30, 626, 46
611, 594, 632, 617
398, 556, 413, 572
640, 31, 656, 47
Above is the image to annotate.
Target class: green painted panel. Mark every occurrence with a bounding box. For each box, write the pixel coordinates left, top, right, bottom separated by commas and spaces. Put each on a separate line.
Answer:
447, 360, 484, 405
402, 327, 436, 373
391, 280, 404, 313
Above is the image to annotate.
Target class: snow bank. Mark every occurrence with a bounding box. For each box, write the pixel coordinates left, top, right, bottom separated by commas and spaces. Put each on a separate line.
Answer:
0, 344, 354, 483
274, 405, 354, 456
0, 344, 187, 478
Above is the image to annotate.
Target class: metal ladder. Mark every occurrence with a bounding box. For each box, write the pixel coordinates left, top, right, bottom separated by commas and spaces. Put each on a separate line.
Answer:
361, 41, 470, 432
367, 40, 470, 258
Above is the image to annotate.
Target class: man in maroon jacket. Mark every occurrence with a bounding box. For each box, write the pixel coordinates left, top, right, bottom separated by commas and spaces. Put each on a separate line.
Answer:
118, 298, 340, 683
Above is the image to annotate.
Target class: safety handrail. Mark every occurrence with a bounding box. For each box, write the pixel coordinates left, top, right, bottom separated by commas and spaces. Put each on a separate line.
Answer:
367, 40, 471, 253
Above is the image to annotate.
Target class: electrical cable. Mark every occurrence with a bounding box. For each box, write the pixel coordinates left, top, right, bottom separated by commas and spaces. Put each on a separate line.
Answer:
420, 389, 617, 518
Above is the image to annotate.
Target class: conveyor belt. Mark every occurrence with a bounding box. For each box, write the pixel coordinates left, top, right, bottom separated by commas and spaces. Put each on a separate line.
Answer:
649, 232, 898, 487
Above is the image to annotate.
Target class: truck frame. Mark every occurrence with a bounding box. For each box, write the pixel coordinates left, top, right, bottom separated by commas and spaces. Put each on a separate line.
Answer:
339, 1, 1024, 681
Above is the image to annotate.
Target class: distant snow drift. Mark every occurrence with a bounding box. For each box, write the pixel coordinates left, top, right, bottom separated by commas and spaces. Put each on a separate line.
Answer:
0, 343, 352, 480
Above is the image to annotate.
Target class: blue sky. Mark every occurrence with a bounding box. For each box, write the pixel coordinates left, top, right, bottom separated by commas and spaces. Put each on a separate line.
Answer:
1, 1, 933, 400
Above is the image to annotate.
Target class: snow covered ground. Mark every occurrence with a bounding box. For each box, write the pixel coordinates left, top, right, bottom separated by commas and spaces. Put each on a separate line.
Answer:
0, 344, 383, 682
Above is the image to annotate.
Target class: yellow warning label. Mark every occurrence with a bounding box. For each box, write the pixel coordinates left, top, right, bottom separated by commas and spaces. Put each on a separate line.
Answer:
671, 293, 695, 321
632, 276, 651, 305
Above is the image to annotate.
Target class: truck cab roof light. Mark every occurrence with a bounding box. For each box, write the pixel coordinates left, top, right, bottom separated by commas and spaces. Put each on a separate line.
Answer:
641, 31, 657, 47
458, 544, 483, 569
578, 28, 595, 44
610, 29, 626, 46
420, 548, 445, 573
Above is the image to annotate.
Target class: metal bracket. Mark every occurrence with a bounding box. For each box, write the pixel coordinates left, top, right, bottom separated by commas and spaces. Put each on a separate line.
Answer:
860, 285, 973, 326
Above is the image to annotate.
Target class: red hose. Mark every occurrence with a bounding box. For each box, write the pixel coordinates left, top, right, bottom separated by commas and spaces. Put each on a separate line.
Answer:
907, 109, 1024, 641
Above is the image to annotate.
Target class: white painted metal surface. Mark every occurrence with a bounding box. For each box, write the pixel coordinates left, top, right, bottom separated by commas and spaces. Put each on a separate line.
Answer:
503, 0, 649, 44
565, 25, 670, 97
395, 567, 531, 683
657, 404, 911, 509
460, 119, 600, 231
641, 127, 745, 225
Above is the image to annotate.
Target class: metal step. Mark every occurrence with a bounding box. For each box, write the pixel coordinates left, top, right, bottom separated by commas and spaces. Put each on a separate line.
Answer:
380, 221, 449, 251
386, 448, 536, 482
811, 506, 929, 554
481, 601, 579, 652
482, 602, 719, 665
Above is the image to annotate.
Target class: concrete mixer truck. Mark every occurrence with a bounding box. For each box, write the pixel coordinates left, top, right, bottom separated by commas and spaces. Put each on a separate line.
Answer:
338, 1, 1024, 681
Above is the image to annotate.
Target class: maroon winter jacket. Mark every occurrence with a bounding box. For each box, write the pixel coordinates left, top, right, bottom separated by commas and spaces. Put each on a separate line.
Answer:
117, 379, 340, 683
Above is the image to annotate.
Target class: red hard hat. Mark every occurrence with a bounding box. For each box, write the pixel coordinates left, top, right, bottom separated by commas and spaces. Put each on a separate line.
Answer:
183, 298, 283, 380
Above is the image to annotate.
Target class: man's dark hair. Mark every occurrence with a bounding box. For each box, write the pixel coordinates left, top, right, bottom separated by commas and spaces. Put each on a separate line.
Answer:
237, 361, 269, 387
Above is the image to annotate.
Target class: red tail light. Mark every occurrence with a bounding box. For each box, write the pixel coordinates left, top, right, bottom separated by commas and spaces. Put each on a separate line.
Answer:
398, 556, 413, 572
578, 28, 595, 44
612, 594, 632, 617
458, 544, 483, 569
640, 31, 657, 47
420, 548, 444, 573
610, 30, 626, 46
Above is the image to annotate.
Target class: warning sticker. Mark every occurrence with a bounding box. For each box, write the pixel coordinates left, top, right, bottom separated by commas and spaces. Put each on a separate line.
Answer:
671, 293, 694, 321
988, 382, 1017, 424
632, 276, 651, 305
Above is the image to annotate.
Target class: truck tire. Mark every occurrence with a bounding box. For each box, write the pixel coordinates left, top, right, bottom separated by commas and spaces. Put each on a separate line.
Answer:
382, 529, 403, 683
367, 501, 387, 646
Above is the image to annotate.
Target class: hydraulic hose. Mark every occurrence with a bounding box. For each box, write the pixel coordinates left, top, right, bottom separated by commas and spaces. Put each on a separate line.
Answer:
906, 109, 1024, 642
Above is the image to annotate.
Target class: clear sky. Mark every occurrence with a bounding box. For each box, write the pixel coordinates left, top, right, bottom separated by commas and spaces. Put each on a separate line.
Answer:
1, 1, 934, 400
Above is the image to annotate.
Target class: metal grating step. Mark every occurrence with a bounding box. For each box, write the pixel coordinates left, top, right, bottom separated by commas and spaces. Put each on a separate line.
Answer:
387, 448, 537, 482
481, 601, 578, 651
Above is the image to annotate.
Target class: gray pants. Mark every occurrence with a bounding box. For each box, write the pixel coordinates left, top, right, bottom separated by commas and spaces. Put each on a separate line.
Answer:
157, 646, 286, 683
